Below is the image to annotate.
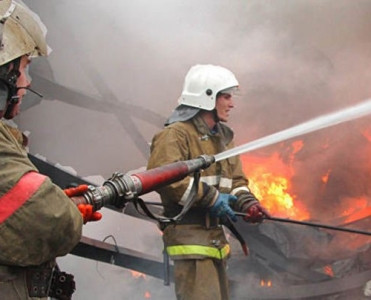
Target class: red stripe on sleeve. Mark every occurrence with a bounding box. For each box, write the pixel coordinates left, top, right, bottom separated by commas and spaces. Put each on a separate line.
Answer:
0, 172, 47, 223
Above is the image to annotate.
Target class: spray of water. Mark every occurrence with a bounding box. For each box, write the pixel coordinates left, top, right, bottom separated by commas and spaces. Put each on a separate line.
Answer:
215, 99, 371, 162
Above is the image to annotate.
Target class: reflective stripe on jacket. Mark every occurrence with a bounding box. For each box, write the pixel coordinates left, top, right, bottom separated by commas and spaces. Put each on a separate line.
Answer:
167, 244, 230, 260
162, 223, 231, 260
0, 171, 46, 223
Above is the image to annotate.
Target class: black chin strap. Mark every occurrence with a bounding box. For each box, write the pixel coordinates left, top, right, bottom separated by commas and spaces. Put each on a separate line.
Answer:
212, 109, 219, 123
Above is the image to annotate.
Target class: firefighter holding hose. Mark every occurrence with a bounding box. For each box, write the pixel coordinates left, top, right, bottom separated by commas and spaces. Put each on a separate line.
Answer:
0, 1, 100, 299
147, 64, 271, 300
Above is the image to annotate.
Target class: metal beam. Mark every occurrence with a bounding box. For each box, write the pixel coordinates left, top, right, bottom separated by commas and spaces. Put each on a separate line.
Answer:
71, 236, 173, 282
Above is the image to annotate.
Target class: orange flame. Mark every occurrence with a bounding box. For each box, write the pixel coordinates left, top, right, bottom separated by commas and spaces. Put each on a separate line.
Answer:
241, 129, 371, 225
321, 170, 331, 184
323, 265, 334, 277
131, 270, 146, 279
260, 279, 272, 287
241, 141, 310, 220
341, 197, 370, 222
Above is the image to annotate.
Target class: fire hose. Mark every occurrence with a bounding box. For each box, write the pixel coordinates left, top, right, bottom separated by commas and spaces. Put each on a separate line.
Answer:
70, 154, 214, 222
68, 152, 370, 236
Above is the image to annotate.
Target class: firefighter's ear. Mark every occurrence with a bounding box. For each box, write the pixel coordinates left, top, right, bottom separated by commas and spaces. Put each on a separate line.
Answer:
0, 80, 9, 111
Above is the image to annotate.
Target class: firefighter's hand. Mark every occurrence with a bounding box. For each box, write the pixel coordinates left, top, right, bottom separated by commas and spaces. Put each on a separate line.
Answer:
77, 204, 102, 224
64, 184, 89, 197
209, 193, 238, 222
242, 203, 270, 223
64, 184, 102, 224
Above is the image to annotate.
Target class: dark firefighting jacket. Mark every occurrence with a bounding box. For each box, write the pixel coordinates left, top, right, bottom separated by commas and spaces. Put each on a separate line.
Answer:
0, 121, 83, 267
147, 114, 252, 260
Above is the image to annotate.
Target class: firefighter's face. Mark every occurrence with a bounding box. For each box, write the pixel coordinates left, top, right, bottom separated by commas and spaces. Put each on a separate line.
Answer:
215, 92, 235, 122
6, 55, 31, 118
17, 56, 32, 97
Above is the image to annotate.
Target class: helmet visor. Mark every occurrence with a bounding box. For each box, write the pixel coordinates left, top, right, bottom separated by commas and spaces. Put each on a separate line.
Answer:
219, 86, 239, 96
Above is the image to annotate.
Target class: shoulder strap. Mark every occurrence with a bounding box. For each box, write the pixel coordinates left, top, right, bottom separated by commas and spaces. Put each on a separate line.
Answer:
132, 171, 201, 225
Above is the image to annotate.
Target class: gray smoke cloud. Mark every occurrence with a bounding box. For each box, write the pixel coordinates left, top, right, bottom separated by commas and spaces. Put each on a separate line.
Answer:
15, 0, 371, 299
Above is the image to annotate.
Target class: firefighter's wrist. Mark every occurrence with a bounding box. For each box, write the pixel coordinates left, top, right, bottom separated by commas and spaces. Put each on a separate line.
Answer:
208, 191, 219, 207
238, 191, 260, 212
241, 199, 259, 212
199, 185, 218, 207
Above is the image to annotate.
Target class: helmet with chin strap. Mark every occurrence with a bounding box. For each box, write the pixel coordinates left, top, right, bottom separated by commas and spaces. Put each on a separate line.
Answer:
166, 64, 239, 125
0, 0, 48, 118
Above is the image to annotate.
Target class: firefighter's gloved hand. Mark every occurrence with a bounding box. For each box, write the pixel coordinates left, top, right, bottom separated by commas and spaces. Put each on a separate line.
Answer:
209, 193, 238, 222
242, 203, 270, 223
64, 184, 102, 224
64, 184, 89, 197
77, 204, 102, 224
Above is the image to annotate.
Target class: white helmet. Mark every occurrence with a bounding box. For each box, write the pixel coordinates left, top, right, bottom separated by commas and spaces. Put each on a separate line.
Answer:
178, 64, 239, 111
0, 0, 48, 66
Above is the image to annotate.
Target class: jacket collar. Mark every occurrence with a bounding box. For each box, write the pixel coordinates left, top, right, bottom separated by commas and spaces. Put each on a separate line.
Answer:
191, 114, 234, 145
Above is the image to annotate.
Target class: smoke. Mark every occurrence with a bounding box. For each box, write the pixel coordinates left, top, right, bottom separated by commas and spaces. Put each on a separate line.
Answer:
15, 0, 371, 299
289, 124, 371, 220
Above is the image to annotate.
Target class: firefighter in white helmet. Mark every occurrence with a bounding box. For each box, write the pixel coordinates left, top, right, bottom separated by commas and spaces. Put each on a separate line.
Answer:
0, 1, 101, 299
148, 64, 271, 300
